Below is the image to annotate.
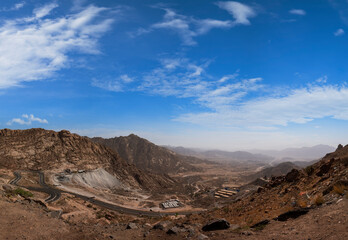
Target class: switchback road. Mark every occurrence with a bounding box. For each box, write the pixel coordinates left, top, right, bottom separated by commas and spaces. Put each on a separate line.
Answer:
9, 171, 203, 217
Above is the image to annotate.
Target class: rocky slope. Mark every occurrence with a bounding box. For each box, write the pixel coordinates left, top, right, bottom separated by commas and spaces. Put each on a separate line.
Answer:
189, 144, 348, 228
91, 134, 200, 174
244, 162, 300, 182
0, 128, 174, 190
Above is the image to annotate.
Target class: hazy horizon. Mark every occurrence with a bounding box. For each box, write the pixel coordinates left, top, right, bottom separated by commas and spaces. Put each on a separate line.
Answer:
1, 0, 348, 150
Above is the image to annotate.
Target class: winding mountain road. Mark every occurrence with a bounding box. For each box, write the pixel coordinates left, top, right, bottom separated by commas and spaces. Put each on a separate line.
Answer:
9, 171, 202, 217
9, 171, 21, 185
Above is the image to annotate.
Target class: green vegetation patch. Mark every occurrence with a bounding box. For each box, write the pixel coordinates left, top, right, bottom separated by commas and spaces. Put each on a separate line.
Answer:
13, 188, 34, 198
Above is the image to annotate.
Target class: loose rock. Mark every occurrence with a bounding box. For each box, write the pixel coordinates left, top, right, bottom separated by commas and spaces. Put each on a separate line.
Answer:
126, 222, 138, 229
202, 218, 230, 231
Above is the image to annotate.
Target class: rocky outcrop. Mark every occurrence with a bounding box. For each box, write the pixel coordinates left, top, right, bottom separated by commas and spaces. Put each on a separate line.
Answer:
202, 219, 230, 231
91, 134, 199, 174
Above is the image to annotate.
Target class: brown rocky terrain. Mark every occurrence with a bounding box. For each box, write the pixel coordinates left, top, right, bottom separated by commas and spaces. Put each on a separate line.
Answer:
244, 161, 300, 182
0, 128, 347, 240
0, 128, 174, 190
170, 144, 348, 238
91, 134, 201, 174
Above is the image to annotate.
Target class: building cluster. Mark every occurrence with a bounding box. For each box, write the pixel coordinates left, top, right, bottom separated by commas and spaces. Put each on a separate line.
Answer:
161, 199, 181, 209
214, 188, 239, 199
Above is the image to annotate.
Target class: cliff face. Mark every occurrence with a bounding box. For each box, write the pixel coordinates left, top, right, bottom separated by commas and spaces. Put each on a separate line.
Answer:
91, 134, 199, 174
0, 128, 175, 190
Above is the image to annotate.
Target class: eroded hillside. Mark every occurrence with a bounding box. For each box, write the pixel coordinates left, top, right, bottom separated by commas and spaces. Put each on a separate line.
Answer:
0, 128, 174, 190
91, 134, 200, 174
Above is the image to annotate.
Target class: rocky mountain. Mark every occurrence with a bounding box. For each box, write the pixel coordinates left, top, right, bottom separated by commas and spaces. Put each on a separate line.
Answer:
91, 134, 200, 174
244, 162, 300, 182
0, 128, 174, 190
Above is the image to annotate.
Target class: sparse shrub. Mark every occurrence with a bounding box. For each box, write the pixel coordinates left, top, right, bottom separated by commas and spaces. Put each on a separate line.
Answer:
223, 206, 230, 214
296, 199, 307, 208
314, 196, 325, 206
304, 166, 314, 175
13, 188, 33, 198
333, 184, 346, 195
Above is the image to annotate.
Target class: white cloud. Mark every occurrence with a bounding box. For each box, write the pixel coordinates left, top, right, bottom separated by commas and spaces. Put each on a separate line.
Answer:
0, 3, 114, 89
135, 2, 256, 46
216, 1, 256, 25
1, 2, 26, 12
195, 19, 233, 34
151, 9, 197, 45
334, 28, 345, 36
14, 2, 25, 10
289, 9, 306, 16
91, 74, 134, 92
94, 57, 348, 130
120, 74, 134, 83
33, 3, 58, 19
94, 58, 262, 111
176, 84, 348, 128
7, 114, 48, 125
316, 75, 328, 83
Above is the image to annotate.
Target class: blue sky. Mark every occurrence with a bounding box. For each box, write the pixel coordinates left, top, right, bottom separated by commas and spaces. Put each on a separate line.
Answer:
1, 0, 348, 150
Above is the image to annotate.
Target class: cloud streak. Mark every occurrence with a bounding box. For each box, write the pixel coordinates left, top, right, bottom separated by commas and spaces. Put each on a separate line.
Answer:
216, 1, 256, 25
7, 114, 48, 125
289, 9, 306, 16
133, 1, 256, 45
94, 57, 348, 129
0, 3, 114, 89
334, 28, 345, 36
175, 84, 348, 128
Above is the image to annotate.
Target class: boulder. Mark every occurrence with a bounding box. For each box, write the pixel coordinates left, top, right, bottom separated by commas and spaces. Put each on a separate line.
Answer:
202, 218, 230, 231
316, 160, 333, 176
337, 144, 343, 150
197, 233, 209, 240
274, 209, 309, 221
153, 221, 173, 230
2, 184, 14, 192
126, 222, 138, 230
250, 220, 269, 229
285, 169, 300, 182
166, 226, 181, 235
49, 210, 62, 219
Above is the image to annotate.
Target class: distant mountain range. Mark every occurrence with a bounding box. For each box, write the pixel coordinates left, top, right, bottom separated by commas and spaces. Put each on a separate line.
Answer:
165, 146, 274, 163
165, 144, 336, 163
249, 144, 336, 160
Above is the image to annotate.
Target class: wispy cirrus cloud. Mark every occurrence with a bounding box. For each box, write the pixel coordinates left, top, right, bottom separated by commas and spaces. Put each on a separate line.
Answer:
93, 57, 262, 112
0, 2, 115, 89
334, 28, 345, 36
175, 82, 348, 128
7, 114, 48, 125
1, 1, 26, 12
139, 58, 262, 111
216, 1, 256, 25
92, 74, 134, 92
289, 9, 306, 16
132, 1, 256, 45
94, 57, 348, 130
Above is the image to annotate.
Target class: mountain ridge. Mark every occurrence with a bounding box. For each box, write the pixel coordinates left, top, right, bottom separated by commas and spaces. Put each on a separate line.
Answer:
90, 134, 202, 174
